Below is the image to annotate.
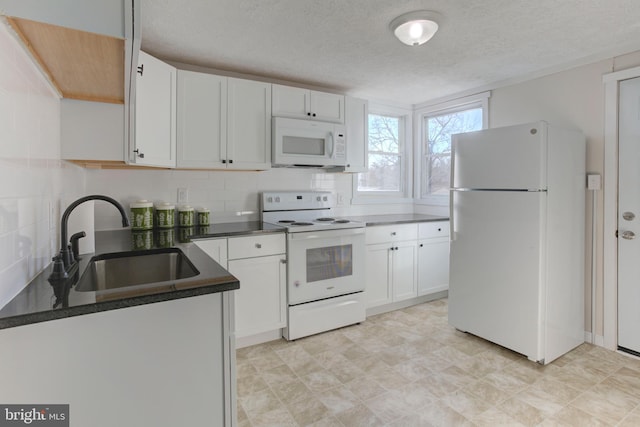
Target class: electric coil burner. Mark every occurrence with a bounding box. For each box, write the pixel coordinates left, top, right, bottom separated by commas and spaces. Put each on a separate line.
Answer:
261, 191, 366, 340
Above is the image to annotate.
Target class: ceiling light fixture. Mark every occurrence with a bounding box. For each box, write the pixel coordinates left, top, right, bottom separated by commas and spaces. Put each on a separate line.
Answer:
390, 11, 441, 46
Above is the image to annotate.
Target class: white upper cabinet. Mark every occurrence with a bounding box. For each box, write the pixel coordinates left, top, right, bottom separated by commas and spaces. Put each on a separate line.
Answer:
177, 72, 271, 170
272, 84, 345, 123
227, 78, 272, 170
345, 96, 368, 172
177, 70, 227, 168
133, 51, 177, 167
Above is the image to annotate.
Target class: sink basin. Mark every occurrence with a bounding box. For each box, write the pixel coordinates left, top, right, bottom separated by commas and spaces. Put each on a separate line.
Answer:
75, 248, 199, 292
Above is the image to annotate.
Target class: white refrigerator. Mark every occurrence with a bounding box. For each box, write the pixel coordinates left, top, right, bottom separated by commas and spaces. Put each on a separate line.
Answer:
448, 121, 585, 364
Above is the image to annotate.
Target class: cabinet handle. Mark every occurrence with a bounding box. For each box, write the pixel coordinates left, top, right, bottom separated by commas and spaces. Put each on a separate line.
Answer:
307, 112, 311, 116
137, 64, 144, 76
419, 244, 424, 247
395, 247, 399, 250
391, 232, 396, 236
255, 243, 262, 249
280, 259, 287, 264
437, 228, 442, 232
221, 159, 226, 164
133, 149, 144, 159
229, 159, 233, 164
312, 113, 316, 117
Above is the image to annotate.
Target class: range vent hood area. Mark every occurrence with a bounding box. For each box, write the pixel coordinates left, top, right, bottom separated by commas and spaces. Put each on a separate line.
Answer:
0, 0, 139, 168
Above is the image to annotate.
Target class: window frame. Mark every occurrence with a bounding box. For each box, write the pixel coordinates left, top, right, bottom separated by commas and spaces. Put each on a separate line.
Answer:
352, 103, 413, 204
414, 92, 490, 206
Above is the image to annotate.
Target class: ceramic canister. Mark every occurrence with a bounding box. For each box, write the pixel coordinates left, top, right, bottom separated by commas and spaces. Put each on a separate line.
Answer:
155, 202, 175, 229
178, 206, 195, 227
130, 200, 153, 230
196, 208, 210, 226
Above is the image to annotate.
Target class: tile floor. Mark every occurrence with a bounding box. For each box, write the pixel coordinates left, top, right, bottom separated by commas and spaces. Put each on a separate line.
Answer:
236, 298, 640, 426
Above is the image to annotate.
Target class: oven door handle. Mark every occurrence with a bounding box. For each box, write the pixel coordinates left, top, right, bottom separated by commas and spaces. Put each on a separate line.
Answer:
287, 227, 365, 240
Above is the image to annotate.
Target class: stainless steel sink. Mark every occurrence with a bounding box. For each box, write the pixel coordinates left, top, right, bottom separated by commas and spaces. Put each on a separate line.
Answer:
75, 248, 200, 292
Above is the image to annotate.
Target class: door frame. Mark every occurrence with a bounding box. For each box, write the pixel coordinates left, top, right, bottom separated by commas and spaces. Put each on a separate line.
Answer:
602, 66, 640, 350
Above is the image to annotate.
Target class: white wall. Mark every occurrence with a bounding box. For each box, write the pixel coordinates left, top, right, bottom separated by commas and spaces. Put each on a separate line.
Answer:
0, 22, 84, 308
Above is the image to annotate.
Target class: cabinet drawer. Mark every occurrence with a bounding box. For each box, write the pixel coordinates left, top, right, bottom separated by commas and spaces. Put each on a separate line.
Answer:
366, 224, 417, 245
228, 234, 285, 259
418, 221, 450, 239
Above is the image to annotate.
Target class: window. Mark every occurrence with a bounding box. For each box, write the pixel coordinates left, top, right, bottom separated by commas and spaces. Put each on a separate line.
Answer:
356, 112, 409, 198
417, 92, 489, 204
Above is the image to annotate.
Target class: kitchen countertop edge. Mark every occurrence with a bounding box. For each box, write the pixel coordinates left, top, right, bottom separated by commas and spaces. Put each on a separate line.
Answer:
347, 214, 449, 226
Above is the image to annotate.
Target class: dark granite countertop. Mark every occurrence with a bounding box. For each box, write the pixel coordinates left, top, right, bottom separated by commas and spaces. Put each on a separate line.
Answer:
0, 225, 253, 330
189, 221, 286, 239
347, 214, 449, 226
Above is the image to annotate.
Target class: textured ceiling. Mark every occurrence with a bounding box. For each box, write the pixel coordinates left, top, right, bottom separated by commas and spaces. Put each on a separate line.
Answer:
140, 0, 640, 105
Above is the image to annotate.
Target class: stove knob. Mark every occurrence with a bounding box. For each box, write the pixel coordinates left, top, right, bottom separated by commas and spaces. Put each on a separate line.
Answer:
267, 197, 273, 203
316, 196, 321, 201
323, 196, 328, 201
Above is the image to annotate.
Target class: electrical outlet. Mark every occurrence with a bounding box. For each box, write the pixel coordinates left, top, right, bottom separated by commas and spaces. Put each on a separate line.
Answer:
177, 188, 189, 204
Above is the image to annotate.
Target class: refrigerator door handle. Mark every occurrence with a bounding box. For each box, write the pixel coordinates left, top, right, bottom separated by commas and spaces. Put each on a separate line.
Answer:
450, 143, 456, 242
449, 189, 456, 241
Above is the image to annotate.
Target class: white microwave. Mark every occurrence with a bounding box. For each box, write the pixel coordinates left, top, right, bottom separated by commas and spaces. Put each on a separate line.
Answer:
272, 117, 346, 168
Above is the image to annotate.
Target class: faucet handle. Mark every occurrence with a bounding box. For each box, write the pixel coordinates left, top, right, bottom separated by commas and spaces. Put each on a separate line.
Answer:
70, 231, 86, 261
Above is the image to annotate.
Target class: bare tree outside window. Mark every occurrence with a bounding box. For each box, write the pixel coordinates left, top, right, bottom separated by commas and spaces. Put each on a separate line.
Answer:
423, 108, 482, 197
358, 114, 403, 192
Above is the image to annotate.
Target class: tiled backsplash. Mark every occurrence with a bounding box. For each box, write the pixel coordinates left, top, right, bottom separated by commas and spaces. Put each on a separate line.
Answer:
87, 168, 356, 229
0, 23, 84, 308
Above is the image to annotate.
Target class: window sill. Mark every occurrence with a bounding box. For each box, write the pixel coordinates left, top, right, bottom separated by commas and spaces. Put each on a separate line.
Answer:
351, 196, 414, 205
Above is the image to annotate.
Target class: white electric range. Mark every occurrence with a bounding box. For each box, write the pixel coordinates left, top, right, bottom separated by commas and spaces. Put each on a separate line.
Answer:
262, 191, 366, 340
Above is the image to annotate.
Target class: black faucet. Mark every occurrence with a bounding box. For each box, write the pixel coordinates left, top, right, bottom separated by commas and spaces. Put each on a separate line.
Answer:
48, 195, 130, 307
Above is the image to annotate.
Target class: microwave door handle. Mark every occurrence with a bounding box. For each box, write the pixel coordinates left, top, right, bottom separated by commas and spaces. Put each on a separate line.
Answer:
327, 132, 335, 159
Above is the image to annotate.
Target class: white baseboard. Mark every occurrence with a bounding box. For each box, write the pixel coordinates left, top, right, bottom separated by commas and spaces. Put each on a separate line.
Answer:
236, 329, 282, 349
366, 291, 448, 317
583, 331, 605, 347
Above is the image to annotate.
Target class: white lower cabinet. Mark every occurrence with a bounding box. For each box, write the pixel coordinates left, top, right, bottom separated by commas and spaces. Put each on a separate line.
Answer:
195, 234, 287, 340
0, 293, 235, 427
417, 221, 450, 296
228, 254, 286, 337
392, 242, 418, 300
365, 221, 450, 310
365, 224, 418, 308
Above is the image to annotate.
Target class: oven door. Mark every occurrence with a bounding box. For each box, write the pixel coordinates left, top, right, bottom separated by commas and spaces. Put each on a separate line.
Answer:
287, 227, 365, 305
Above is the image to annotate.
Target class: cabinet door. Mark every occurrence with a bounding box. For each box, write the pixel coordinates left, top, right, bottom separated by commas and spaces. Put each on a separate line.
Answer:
345, 96, 368, 172
365, 243, 392, 308
392, 241, 418, 301
134, 51, 176, 167
176, 70, 227, 168
418, 238, 450, 296
227, 78, 271, 170
272, 84, 309, 118
193, 238, 228, 267
310, 91, 345, 123
228, 255, 286, 337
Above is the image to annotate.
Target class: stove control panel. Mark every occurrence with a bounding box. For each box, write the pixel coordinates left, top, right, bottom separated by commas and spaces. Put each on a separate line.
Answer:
262, 191, 334, 211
